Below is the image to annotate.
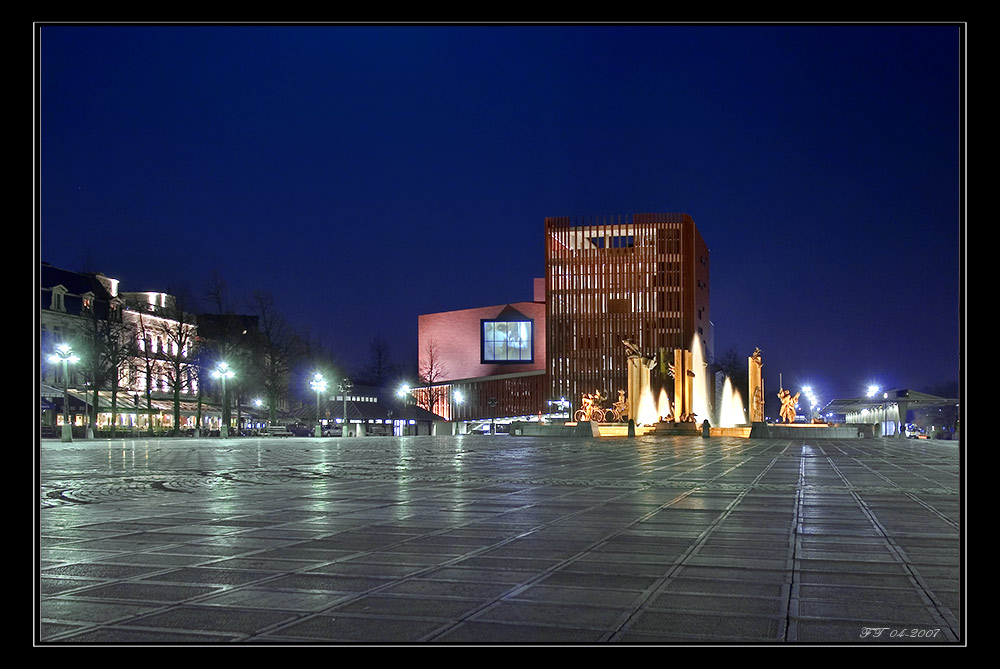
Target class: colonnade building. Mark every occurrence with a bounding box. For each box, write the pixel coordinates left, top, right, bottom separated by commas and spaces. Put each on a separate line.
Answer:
415, 213, 711, 425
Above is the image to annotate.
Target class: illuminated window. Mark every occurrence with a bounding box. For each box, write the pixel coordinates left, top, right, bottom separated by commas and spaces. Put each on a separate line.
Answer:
482, 319, 533, 363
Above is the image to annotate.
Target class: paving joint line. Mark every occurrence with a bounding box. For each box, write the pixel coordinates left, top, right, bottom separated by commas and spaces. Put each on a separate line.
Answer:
822, 454, 960, 642
604, 445, 790, 642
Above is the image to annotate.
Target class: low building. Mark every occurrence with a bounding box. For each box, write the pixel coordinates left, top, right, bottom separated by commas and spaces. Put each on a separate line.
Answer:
822, 389, 960, 438
291, 385, 440, 436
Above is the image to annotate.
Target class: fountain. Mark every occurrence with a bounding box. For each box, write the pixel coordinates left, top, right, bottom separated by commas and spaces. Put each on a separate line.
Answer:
689, 332, 710, 425
718, 377, 747, 428
635, 385, 659, 426
657, 387, 672, 421
511, 341, 869, 441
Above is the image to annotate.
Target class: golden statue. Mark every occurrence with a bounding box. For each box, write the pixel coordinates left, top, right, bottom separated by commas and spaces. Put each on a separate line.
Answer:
610, 389, 628, 422
576, 390, 607, 422
778, 388, 800, 424
748, 348, 764, 423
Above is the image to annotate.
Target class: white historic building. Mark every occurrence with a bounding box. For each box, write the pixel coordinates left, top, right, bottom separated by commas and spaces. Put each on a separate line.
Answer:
40, 264, 206, 435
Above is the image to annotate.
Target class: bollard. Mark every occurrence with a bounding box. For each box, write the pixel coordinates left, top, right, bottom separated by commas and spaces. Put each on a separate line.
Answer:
628, 419, 635, 437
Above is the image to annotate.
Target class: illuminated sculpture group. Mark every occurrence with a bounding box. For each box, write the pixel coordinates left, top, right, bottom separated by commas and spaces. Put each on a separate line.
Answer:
777, 388, 800, 424
568, 341, 810, 429
575, 389, 629, 423
575, 338, 698, 424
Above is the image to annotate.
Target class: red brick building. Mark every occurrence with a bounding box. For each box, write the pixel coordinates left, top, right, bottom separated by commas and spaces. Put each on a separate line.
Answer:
415, 214, 710, 425
546, 213, 711, 408
416, 283, 546, 422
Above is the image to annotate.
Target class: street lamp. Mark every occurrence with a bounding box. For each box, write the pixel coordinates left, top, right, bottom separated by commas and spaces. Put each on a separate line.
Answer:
310, 373, 327, 437
132, 391, 141, 434
397, 385, 411, 435
212, 361, 235, 438
253, 398, 264, 434
453, 390, 464, 432
48, 343, 79, 442
82, 380, 94, 439
488, 396, 498, 435
339, 378, 353, 437
883, 391, 889, 437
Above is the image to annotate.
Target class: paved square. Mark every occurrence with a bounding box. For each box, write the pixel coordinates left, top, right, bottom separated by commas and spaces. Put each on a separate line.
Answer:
38, 434, 962, 644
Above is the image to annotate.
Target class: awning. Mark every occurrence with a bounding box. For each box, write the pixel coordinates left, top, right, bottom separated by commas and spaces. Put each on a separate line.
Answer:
822, 389, 959, 414
56, 390, 225, 417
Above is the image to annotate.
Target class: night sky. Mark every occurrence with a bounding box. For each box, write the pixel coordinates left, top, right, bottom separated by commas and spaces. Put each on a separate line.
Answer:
37, 24, 964, 406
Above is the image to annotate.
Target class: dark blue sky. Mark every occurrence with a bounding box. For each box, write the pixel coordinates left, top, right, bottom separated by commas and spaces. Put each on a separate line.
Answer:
38, 24, 963, 404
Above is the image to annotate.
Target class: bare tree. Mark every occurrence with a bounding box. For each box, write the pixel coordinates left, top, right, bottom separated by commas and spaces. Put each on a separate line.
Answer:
161, 290, 200, 437
198, 278, 257, 434
716, 346, 749, 405
364, 334, 399, 387
79, 299, 132, 437
417, 339, 449, 417
123, 288, 199, 437
131, 313, 158, 437
203, 270, 230, 314
248, 290, 297, 424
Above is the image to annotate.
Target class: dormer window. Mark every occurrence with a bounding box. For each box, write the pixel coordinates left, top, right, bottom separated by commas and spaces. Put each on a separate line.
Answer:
50, 285, 67, 312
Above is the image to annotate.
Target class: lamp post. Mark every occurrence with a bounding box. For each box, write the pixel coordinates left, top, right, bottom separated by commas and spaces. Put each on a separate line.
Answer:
883, 392, 889, 438
48, 343, 79, 442
212, 362, 235, 438
339, 378, 352, 437
310, 373, 327, 437
866, 385, 880, 436
397, 385, 410, 436
132, 391, 141, 435
83, 381, 94, 439
488, 396, 498, 435
453, 390, 464, 433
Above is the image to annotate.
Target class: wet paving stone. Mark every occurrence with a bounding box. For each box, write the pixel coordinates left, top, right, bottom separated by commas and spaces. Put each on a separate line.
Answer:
119, 605, 298, 635
38, 435, 962, 644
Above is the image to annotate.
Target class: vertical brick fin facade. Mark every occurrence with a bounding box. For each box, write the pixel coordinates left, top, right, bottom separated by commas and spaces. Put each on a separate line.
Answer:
545, 213, 709, 408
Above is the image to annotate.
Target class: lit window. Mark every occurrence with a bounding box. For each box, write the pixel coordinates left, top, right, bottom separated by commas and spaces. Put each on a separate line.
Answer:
482, 320, 534, 363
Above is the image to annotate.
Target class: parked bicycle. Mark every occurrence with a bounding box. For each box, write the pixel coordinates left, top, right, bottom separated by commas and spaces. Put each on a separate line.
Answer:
575, 390, 607, 422
608, 389, 628, 423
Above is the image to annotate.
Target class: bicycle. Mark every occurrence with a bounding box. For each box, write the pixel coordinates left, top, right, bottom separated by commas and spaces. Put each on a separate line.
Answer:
575, 391, 608, 422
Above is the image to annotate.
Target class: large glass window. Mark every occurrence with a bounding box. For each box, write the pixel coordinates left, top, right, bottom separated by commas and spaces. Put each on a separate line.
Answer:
482, 320, 533, 363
